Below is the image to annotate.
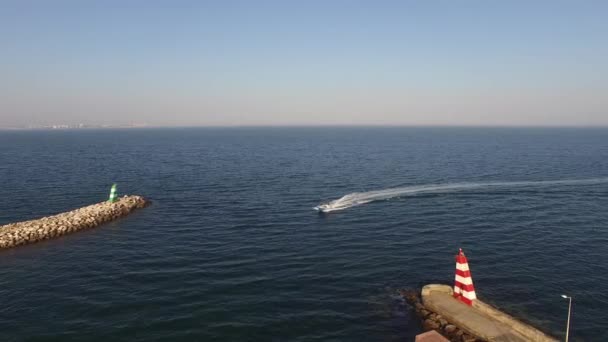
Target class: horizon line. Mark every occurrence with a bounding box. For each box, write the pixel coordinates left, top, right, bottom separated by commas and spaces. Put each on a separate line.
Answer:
2, 124, 608, 130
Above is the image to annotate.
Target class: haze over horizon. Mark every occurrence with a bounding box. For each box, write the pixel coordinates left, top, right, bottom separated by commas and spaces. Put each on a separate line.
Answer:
1, 1, 607, 128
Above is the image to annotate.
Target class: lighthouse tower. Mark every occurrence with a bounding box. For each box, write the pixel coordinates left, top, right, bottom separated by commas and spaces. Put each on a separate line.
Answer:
453, 248, 477, 306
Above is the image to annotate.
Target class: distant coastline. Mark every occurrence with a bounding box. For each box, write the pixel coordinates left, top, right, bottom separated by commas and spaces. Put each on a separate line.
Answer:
0, 123, 151, 130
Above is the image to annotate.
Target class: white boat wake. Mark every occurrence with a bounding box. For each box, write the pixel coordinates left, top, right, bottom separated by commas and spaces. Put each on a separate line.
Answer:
314, 177, 608, 213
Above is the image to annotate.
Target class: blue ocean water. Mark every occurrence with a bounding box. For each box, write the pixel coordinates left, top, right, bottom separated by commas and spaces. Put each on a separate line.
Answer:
0, 127, 607, 341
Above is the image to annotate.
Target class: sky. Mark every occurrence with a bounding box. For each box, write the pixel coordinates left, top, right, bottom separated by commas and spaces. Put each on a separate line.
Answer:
1, 1, 607, 127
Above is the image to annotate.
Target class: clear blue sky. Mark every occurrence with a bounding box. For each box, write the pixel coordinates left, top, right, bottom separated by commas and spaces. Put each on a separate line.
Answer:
1, 1, 607, 127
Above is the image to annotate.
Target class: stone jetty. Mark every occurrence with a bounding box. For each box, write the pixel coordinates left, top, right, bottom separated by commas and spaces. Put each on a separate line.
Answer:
401, 288, 481, 342
400, 285, 558, 342
0, 195, 150, 249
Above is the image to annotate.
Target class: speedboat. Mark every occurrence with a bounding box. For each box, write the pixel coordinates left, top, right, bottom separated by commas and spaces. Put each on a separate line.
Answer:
314, 203, 332, 213
313, 201, 352, 213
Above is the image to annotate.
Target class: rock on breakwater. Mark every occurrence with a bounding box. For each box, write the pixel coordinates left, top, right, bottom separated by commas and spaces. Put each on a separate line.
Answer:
0, 195, 150, 249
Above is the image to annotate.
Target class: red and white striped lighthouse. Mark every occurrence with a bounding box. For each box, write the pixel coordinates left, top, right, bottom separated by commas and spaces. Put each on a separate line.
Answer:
453, 248, 476, 306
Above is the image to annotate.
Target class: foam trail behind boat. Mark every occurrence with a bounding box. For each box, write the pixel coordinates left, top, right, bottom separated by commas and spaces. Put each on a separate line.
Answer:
314, 177, 608, 213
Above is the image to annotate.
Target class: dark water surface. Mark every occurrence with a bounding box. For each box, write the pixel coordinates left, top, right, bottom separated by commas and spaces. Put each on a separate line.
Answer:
0, 127, 607, 341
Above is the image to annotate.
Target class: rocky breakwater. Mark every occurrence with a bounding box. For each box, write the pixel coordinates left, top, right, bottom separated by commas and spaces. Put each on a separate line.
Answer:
0, 195, 150, 249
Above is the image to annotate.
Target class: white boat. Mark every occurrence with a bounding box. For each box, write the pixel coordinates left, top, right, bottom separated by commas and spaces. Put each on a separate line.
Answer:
313, 201, 351, 213
313, 204, 331, 213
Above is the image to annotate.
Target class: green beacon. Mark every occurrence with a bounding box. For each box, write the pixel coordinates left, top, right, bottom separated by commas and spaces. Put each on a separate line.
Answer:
108, 184, 118, 203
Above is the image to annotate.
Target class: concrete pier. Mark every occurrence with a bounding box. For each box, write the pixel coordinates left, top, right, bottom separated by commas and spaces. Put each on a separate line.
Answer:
0, 195, 149, 250
421, 284, 557, 342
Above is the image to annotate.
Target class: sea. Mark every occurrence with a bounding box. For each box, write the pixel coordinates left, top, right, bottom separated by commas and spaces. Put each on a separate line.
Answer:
0, 127, 607, 341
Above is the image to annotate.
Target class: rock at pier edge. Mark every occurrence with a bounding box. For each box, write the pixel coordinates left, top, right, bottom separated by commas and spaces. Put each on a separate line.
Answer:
0, 195, 150, 249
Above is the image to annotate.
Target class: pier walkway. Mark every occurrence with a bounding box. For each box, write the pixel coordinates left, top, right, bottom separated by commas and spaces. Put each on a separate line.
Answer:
422, 285, 557, 342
